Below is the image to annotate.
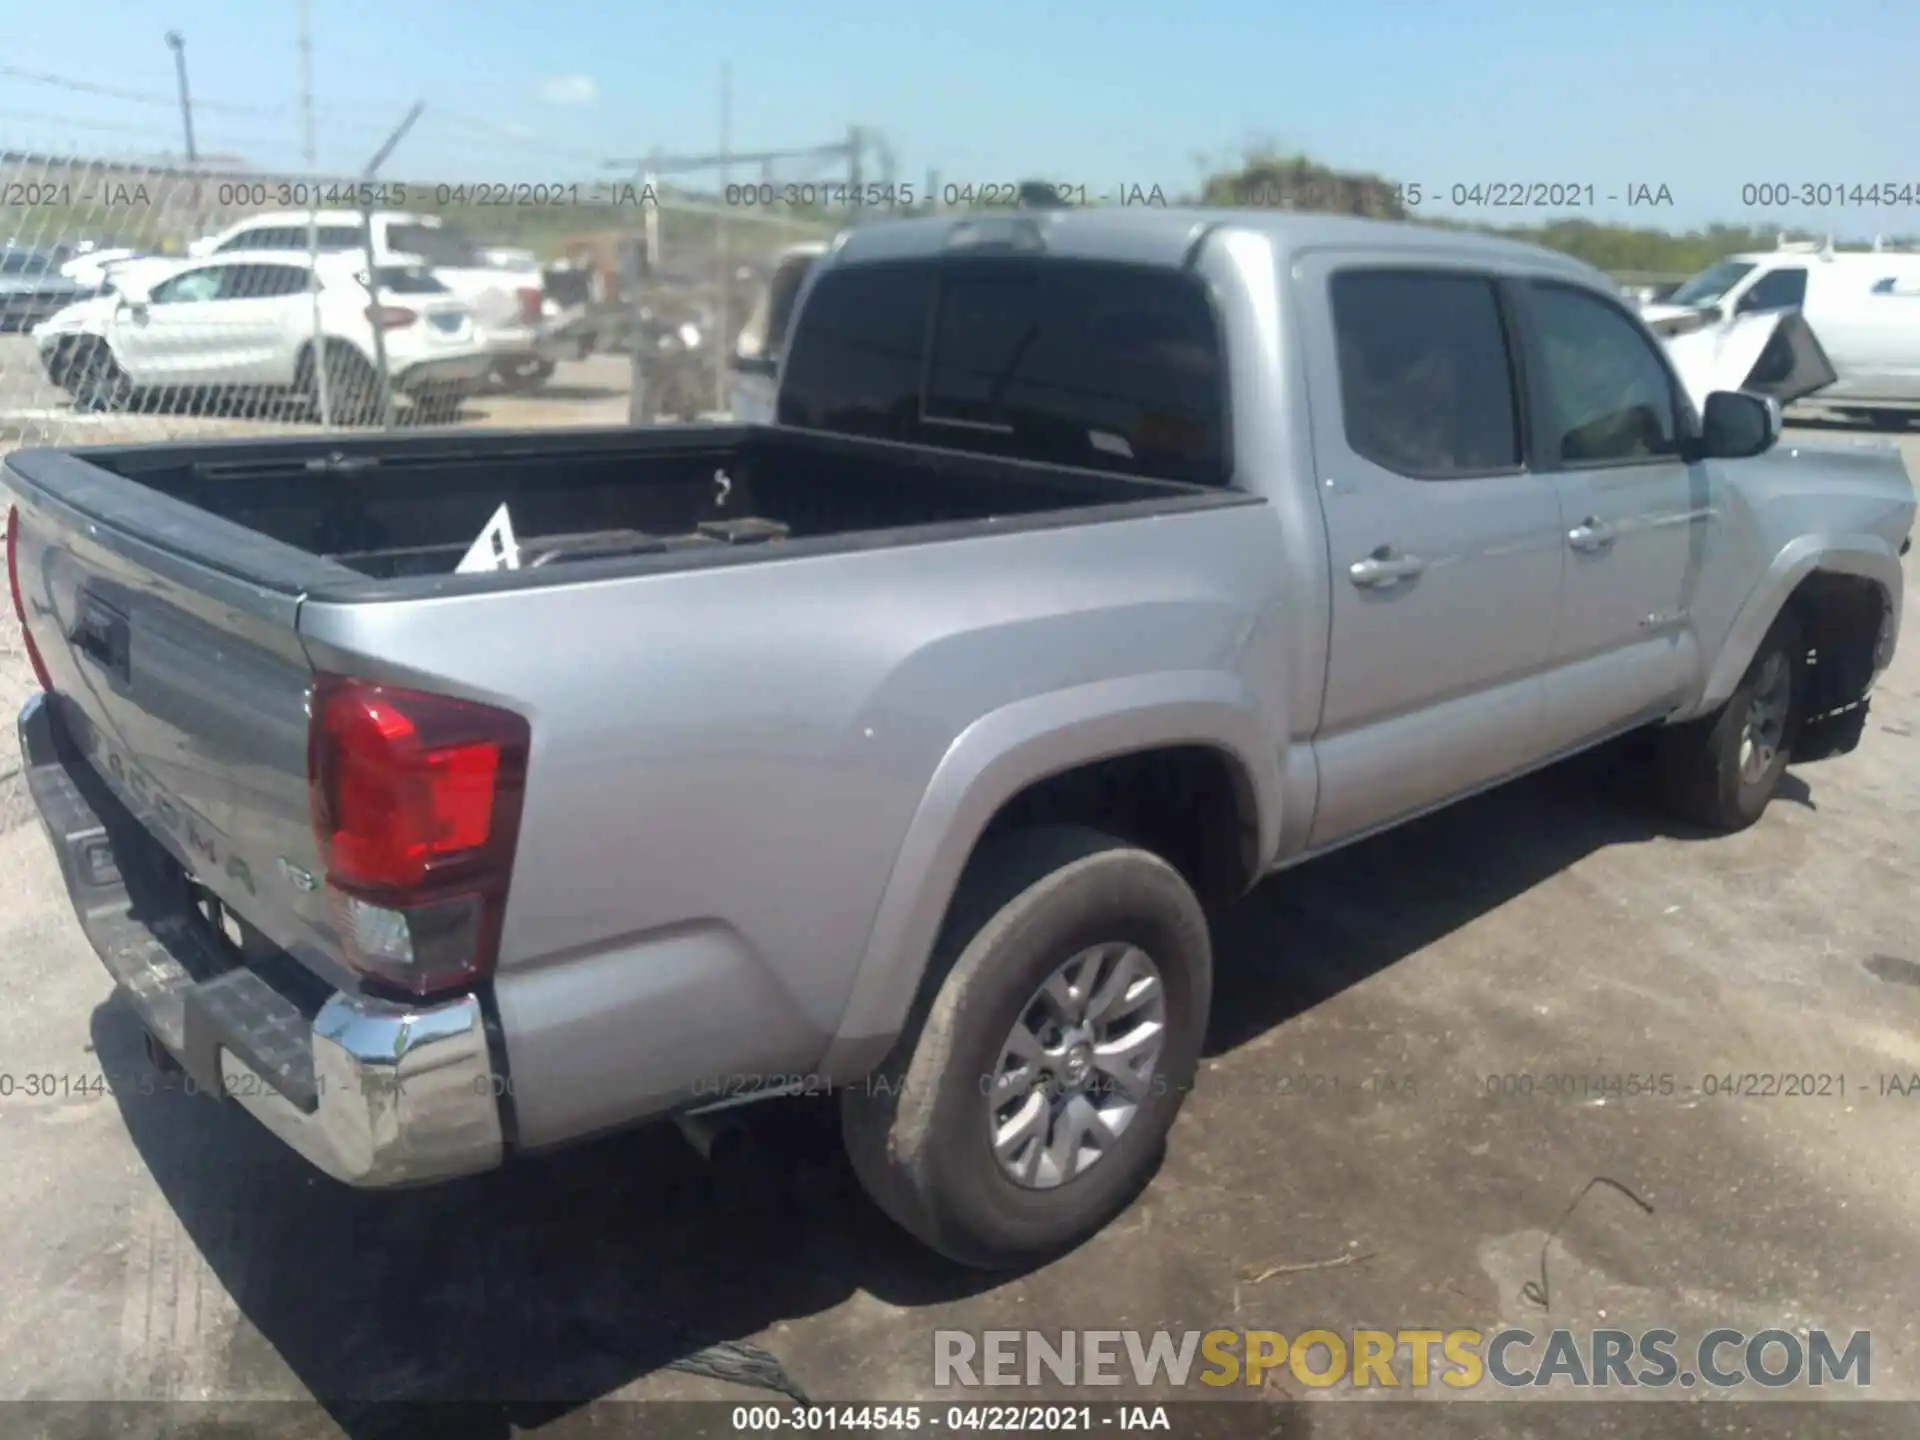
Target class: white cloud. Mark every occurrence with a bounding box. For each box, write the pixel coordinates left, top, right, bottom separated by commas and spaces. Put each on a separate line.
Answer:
538, 74, 599, 107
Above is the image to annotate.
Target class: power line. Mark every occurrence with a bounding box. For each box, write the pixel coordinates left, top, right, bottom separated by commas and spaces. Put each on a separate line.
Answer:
0, 63, 286, 116
0, 106, 265, 148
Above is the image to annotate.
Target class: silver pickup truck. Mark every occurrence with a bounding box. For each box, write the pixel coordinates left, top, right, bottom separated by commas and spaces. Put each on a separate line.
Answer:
7, 210, 1914, 1269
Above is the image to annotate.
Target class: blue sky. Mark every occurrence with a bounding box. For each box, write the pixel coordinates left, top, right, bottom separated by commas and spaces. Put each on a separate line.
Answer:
5, 0, 1918, 233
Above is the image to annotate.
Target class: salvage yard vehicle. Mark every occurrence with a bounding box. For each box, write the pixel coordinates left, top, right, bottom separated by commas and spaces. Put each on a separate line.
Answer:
31, 252, 490, 423
187, 211, 568, 393
1644, 237, 1920, 428
6, 210, 1914, 1270
0, 244, 94, 332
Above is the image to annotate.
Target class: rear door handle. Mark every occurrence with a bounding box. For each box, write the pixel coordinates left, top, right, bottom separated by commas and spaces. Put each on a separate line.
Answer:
1568, 517, 1616, 553
1348, 547, 1428, 589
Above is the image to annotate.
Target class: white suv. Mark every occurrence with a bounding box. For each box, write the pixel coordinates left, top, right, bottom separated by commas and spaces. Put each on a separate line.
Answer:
189, 211, 561, 390
33, 251, 491, 424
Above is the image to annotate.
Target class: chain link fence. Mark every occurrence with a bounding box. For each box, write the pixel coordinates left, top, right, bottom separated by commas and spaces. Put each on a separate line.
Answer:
2, 147, 840, 454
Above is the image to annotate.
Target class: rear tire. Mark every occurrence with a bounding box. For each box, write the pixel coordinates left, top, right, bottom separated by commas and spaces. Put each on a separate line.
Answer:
841, 825, 1212, 1269
493, 357, 555, 393
300, 343, 386, 426
1654, 611, 1806, 831
66, 340, 132, 412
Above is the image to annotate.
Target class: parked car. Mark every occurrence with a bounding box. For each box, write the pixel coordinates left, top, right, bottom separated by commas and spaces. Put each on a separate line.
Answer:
186, 211, 567, 392
1644, 238, 1920, 428
729, 241, 826, 422
6, 210, 1913, 1270
0, 245, 94, 332
31, 250, 490, 422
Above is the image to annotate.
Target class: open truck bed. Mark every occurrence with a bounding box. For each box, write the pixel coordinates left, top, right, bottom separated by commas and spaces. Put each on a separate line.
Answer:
8, 422, 1220, 596
3, 419, 1253, 1184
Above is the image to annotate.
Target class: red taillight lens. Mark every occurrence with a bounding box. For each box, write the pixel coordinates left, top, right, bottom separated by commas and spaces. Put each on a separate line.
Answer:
6, 505, 55, 694
367, 304, 419, 330
308, 674, 529, 997
516, 286, 542, 324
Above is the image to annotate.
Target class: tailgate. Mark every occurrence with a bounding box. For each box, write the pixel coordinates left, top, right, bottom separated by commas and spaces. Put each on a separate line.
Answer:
5, 477, 342, 989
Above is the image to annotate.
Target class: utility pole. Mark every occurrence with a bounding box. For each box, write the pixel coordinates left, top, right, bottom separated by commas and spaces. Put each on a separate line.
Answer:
357, 102, 425, 428
715, 62, 731, 415
297, 0, 330, 425
164, 31, 201, 234
847, 124, 863, 224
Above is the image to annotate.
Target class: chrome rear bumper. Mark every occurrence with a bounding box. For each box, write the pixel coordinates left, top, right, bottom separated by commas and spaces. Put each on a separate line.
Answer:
19, 691, 505, 1188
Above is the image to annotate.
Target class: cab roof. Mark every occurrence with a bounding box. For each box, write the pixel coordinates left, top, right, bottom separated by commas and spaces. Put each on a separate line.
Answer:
829, 208, 1606, 284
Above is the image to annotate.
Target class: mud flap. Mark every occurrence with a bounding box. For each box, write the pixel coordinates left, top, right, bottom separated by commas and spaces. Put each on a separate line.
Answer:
1660, 309, 1837, 413
1793, 700, 1871, 763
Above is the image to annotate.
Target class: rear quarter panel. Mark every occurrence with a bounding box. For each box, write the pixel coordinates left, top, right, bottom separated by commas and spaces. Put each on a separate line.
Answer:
296, 505, 1293, 1149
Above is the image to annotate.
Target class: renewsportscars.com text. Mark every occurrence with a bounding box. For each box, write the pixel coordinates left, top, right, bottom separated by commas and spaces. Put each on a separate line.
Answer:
933, 1327, 1871, 1391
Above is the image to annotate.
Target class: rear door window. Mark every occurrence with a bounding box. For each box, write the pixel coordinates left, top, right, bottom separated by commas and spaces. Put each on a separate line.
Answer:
222, 264, 312, 299
779, 257, 1229, 485
1330, 270, 1522, 477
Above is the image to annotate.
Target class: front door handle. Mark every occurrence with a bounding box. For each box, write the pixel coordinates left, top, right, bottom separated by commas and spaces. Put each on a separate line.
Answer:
1348, 547, 1428, 589
1568, 517, 1616, 553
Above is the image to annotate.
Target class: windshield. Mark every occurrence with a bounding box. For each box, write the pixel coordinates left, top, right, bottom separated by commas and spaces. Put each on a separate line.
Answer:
385, 223, 482, 268
1668, 259, 1757, 308
0, 249, 54, 276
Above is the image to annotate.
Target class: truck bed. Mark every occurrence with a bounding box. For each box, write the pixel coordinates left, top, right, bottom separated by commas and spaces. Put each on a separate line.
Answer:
7, 424, 1227, 597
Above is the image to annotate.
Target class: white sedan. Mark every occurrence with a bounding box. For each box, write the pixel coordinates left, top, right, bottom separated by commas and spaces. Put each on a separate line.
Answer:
32, 250, 493, 424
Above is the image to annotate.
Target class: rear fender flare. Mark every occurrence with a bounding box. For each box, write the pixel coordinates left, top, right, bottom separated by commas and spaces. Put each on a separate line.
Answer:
819, 671, 1283, 1074
1687, 536, 1903, 718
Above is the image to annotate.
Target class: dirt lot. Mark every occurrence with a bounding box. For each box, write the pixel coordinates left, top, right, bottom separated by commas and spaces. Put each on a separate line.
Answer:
1, 400, 1917, 1438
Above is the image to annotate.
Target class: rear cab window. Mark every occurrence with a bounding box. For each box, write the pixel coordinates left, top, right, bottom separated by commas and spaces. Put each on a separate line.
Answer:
778, 256, 1230, 486
373, 266, 450, 294
385, 223, 482, 268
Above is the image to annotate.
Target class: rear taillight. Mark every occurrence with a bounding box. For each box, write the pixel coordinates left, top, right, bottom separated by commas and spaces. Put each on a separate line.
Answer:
307, 674, 530, 999
516, 286, 542, 324
5, 505, 54, 693
367, 304, 419, 329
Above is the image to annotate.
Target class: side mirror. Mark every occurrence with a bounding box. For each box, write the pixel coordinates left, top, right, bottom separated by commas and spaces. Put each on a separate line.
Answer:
118, 296, 150, 320
1698, 390, 1781, 459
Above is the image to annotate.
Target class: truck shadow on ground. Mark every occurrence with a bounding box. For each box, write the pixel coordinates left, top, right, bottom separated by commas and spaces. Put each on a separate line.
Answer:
94, 747, 1820, 1440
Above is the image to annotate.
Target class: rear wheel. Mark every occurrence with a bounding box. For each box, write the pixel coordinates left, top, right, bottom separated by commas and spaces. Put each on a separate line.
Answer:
1654, 611, 1806, 830
301, 343, 386, 426
493, 357, 555, 393
841, 825, 1212, 1269
66, 340, 132, 412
